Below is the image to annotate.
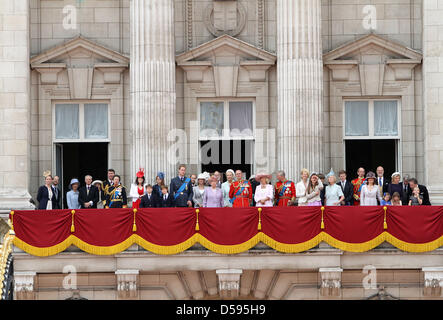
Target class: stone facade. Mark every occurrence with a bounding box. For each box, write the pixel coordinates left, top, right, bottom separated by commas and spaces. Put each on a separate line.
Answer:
1, 0, 443, 300
0, 0, 438, 208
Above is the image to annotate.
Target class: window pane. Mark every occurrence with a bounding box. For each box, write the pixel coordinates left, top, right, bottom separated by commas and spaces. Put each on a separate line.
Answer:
84, 103, 109, 139
374, 101, 398, 136
229, 101, 253, 137
345, 101, 369, 136
55, 104, 79, 139
200, 102, 224, 137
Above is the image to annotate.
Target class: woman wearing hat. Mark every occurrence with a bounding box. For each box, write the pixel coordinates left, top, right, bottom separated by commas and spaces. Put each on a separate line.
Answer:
66, 178, 81, 209
129, 168, 147, 209
92, 180, 105, 209
222, 169, 235, 207
386, 172, 403, 202
254, 173, 274, 207
192, 173, 208, 208
153, 172, 165, 199
203, 175, 224, 208
360, 171, 382, 206
324, 169, 345, 206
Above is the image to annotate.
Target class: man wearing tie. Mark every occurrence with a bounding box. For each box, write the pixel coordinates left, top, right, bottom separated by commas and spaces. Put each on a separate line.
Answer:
376, 166, 389, 197
338, 170, 353, 206
169, 165, 194, 207
78, 175, 99, 209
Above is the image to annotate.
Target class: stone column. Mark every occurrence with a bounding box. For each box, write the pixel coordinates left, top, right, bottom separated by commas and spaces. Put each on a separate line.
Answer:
423, 2, 443, 205
0, 0, 34, 211
276, 0, 324, 180
130, 0, 176, 182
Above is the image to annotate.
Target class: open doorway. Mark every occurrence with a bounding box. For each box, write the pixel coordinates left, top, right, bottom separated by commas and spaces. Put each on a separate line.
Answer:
55, 143, 109, 208
200, 140, 253, 181
345, 140, 398, 179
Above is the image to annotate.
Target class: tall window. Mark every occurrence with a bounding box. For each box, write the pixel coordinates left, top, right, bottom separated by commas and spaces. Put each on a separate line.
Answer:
53, 102, 110, 142
199, 101, 254, 139
344, 100, 399, 139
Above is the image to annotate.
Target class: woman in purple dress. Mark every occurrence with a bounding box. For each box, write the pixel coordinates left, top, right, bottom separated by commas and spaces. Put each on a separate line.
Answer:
203, 176, 224, 208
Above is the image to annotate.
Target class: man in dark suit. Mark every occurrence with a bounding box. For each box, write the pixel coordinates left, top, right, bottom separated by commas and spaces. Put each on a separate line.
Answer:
249, 175, 260, 206
338, 170, 354, 206
157, 186, 173, 208
408, 178, 431, 205
140, 185, 159, 208
401, 174, 411, 205
376, 166, 389, 195
169, 165, 194, 207
52, 175, 62, 209
78, 175, 100, 209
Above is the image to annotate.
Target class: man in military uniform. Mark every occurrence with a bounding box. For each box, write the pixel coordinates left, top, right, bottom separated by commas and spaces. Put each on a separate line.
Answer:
229, 170, 252, 207
105, 175, 128, 208
351, 167, 366, 206
102, 168, 116, 206
170, 165, 194, 207
274, 170, 296, 206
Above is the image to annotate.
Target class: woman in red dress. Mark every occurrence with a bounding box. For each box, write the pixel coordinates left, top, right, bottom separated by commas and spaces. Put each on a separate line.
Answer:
129, 168, 146, 209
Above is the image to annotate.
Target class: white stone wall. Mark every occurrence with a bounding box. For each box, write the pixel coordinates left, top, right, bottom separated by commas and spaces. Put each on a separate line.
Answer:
321, 0, 423, 53
30, 0, 130, 56
0, 0, 33, 210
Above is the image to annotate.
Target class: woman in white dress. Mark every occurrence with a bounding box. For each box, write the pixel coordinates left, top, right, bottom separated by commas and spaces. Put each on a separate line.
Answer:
254, 172, 274, 207
360, 171, 382, 206
221, 169, 235, 207
295, 169, 310, 206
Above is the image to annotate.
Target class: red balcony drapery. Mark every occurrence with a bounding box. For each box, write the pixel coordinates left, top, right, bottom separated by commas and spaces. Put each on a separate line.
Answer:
9, 206, 443, 257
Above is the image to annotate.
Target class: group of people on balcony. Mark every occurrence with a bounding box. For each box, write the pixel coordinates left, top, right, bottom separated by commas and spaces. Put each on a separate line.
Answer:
36, 164, 431, 210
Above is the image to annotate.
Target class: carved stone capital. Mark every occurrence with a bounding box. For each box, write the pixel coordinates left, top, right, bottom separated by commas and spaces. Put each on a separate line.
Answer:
115, 270, 139, 299
14, 271, 36, 300
422, 267, 443, 297
216, 269, 242, 299
319, 268, 343, 297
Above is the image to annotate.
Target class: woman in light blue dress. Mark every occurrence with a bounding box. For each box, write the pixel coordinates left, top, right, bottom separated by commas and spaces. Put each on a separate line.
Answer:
221, 169, 235, 207
66, 178, 81, 209
324, 170, 344, 206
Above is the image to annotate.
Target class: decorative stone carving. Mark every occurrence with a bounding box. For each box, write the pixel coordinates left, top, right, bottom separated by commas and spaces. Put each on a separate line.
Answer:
216, 269, 242, 299
204, 1, 246, 37
257, 0, 264, 49
422, 267, 443, 297
319, 268, 342, 297
185, 0, 193, 50
14, 271, 36, 300
176, 34, 276, 97
115, 270, 139, 299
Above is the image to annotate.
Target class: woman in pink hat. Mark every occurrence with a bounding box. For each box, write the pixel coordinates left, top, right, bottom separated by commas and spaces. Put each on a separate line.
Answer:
254, 173, 274, 207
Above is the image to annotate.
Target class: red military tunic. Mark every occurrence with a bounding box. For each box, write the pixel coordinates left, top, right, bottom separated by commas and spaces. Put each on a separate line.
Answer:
274, 180, 296, 207
351, 177, 366, 206
229, 180, 252, 207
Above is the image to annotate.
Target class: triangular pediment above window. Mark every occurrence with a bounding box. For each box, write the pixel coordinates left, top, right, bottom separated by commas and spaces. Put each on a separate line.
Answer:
323, 33, 422, 62
323, 34, 422, 94
176, 34, 276, 65
30, 36, 129, 65
30, 36, 129, 99
176, 35, 276, 95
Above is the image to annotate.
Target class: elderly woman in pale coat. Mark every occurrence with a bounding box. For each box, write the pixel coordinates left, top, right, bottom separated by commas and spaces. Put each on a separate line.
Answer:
254, 172, 274, 207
